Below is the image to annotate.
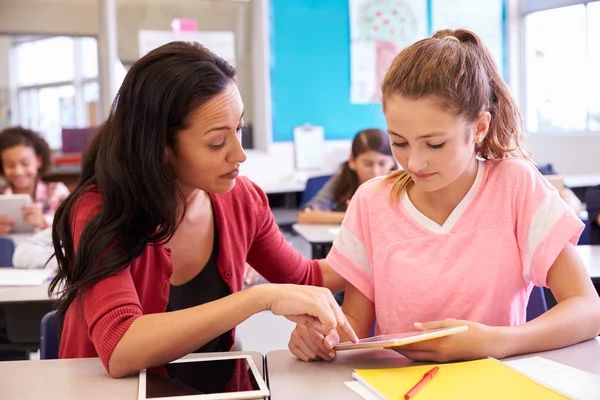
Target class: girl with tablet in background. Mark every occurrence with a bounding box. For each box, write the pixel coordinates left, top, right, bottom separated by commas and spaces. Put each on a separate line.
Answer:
0, 127, 70, 234
298, 128, 396, 224
51, 42, 357, 378
288, 30, 600, 363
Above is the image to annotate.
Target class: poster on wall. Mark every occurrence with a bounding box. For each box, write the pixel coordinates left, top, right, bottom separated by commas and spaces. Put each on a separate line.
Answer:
349, 0, 428, 104
138, 30, 236, 67
431, 0, 504, 77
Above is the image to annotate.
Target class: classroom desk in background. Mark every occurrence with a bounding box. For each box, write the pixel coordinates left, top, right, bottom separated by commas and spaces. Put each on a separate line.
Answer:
0, 279, 53, 352
266, 338, 600, 400
577, 245, 600, 283
0, 351, 265, 400
292, 223, 340, 259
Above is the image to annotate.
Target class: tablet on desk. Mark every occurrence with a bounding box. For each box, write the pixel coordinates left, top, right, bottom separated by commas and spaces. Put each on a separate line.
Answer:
0, 194, 35, 233
138, 354, 269, 400
335, 326, 468, 351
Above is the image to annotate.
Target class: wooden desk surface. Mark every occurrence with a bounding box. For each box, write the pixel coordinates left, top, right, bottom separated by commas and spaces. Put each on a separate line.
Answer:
0, 351, 265, 400
266, 338, 600, 399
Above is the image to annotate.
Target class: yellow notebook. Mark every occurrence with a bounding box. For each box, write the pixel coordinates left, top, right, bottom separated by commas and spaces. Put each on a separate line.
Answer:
353, 358, 570, 400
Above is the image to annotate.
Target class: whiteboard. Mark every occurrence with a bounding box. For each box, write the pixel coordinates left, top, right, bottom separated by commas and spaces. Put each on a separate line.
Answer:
138, 30, 236, 67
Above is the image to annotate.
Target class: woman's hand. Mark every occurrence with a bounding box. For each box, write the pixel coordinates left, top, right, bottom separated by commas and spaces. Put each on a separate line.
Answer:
22, 204, 46, 229
263, 284, 359, 342
388, 319, 502, 362
0, 216, 15, 234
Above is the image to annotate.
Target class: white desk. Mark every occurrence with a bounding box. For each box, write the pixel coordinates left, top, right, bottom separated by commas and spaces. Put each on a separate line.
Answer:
266, 338, 600, 399
292, 224, 340, 244
564, 174, 600, 189
0, 281, 51, 303
0, 351, 265, 400
577, 245, 600, 281
292, 224, 340, 259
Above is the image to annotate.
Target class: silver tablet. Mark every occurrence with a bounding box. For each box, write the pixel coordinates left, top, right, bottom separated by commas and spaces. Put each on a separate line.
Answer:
0, 194, 35, 233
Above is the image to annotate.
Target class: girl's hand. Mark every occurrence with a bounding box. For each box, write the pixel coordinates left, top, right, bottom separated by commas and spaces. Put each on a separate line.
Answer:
0, 216, 15, 234
288, 323, 340, 362
22, 204, 46, 229
388, 319, 503, 362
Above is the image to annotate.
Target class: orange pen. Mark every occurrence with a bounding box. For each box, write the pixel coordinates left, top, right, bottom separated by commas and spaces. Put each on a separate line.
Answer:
404, 366, 439, 399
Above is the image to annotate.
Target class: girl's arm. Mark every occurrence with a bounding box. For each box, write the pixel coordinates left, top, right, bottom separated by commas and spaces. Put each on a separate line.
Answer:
337, 282, 376, 340
494, 243, 600, 357
394, 243, 600, 362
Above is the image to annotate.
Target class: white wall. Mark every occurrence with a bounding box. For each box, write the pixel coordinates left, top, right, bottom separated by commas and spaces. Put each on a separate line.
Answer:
0, 37, 10, 88
0, 0, 98, 36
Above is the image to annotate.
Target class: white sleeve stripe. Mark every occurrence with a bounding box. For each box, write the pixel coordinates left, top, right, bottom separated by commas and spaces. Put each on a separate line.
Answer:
522, 190, 568, 284
333, 225, 371, 277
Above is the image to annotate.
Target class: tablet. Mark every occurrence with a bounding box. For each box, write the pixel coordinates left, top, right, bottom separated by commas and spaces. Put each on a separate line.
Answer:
0, 194, 35, 233
138, 354, 270, 400
334, 326, 468, 351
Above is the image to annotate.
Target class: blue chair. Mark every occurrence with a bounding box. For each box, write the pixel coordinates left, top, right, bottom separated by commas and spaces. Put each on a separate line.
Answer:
300, 175, 333, 208
578, 219, 591, 245
0, 237, 16, 267
40, 310, 59, 360
526, 286, 548, 321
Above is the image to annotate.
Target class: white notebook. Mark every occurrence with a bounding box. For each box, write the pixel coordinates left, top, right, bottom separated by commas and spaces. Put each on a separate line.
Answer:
505, 357, 600, 400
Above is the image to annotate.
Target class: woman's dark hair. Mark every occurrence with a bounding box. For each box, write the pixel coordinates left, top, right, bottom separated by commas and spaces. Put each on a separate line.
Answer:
0, 126, 52, 178
49, 42, 237, 317
332, 128, 396, 211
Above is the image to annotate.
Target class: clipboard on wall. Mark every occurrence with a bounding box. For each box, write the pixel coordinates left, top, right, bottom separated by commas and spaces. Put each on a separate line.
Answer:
293, 124, 324, 171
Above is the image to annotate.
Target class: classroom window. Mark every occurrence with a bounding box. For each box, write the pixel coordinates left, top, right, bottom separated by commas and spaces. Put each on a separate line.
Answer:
12, 36, 99, 150
524, 2, 599, 133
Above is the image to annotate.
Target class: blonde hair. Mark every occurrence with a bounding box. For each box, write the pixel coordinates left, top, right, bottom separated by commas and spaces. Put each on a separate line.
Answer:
382, 29, 532, 202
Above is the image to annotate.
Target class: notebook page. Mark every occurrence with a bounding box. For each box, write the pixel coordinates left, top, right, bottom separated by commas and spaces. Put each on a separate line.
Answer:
505, 357, 600, 400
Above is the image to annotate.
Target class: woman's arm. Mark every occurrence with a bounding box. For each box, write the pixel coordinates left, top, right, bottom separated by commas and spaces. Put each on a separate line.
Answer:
297, 210, 345, 224
109, 283, 356, 378
494, 243, 600, 357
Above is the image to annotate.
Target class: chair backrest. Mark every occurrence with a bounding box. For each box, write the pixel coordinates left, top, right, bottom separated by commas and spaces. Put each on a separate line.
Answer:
526, 286, 548, 321
0, 237, 16, 267
578, 219, 591, 246
40, 310, 59, 360
300, 175, 333, 208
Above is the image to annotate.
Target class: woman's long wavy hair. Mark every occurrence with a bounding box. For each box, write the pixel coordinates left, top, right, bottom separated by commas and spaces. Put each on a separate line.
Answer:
49, 41, 236, 317
382, 29, 532, 202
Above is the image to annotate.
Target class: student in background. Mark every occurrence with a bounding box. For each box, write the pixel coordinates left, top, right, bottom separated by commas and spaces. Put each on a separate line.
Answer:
288, 30, 600, 363
586, 185, 600, 244
12, 228, 56, 269
298, 128, 397, 224
0, 127, 70, 234
51, 42, 356, 378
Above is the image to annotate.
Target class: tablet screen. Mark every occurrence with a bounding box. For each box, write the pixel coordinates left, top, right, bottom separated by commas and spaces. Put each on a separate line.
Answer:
144, 357, 261, 398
